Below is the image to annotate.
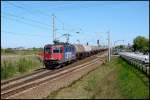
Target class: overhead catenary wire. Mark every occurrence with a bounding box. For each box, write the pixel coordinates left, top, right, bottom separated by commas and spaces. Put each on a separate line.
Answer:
5, 2, 69, 33
5, 1, 120, 34
2, 12, 50, 27
4, 2, 84, 42
7, 2, 81, 32
54, 15, 80, 32
1, 30, 52, 37
55, 16, 65, 29
54, 15, 84, 37
6, 2, 51, 18
2, 15, 51, 30
2, 14, 84, 45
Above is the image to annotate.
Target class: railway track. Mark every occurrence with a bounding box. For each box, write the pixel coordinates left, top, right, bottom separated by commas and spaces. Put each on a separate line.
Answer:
1, 68, 46, 86
1, 52, 107, 99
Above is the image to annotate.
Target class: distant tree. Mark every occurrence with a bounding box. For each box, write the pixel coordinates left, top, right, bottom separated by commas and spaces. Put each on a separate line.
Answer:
32, 47, 37, 51
38, 47, 43, 51
32, 47, 43, 52
115, 45, 125, 49
4, 48, 15, 53
133, 36, 149, 53
1, 48, 5, 53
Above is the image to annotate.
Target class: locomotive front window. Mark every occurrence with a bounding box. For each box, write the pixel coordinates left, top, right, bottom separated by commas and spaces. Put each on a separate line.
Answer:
53, 48, 59, 53
60, 48, 63, 53
45, 47, 51, 53
53, 48, 63, 53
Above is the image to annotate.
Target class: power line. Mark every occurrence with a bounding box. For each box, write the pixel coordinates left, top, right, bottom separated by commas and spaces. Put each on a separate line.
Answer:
2, 31, 38, 37
2, 12, 50, 27
5, 2, 67, 34
5, 2, 83, 41
6, 2, 42, 16
54, 15, 83, 36
55, 16, 64, 28
7, 2, 79, 31
2, 30, 52, 37
2, 15, 51, 30
6, 2, 51, 18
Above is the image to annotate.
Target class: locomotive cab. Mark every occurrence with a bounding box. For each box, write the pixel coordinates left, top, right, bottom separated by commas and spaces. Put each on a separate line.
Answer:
44, 44, 64, 68
51, 46, 63, 61
44, 45, 52, 60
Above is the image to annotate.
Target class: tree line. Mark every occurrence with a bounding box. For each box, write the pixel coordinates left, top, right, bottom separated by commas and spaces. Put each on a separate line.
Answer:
1, 47, 43, 54
133, 36, 149, 54
114, 36, 149, 54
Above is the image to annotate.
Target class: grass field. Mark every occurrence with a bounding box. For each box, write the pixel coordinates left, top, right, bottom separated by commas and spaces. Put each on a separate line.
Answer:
1, 48, 43, 55
1, 55, 43, 80
46, 57, 149, 99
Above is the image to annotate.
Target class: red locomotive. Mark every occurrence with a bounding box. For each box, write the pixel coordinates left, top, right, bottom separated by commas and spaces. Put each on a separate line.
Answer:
43, 42, 106, 69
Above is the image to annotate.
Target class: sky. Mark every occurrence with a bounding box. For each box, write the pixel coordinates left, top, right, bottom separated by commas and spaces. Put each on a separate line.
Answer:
1, 1, 149, 48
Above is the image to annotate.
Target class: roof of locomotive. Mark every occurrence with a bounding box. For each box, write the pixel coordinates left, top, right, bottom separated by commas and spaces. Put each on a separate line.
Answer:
44, 42, 74, 48
44, 44, 52, 47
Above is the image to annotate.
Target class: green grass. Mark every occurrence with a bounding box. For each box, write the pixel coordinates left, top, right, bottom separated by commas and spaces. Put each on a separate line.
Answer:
116, 58, 149, 99
1, 60, 18, 79
46, 57, 149, 99
1, 56, 43, 80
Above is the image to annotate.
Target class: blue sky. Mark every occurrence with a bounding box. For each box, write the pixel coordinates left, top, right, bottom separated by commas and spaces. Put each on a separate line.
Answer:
1, 1, 149, 48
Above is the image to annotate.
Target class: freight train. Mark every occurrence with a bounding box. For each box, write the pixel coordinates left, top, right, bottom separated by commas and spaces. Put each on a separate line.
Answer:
43, 42, 107, 69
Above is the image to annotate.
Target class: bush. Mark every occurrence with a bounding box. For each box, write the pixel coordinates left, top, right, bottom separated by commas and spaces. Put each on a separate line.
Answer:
4, 48, 16, 54
17, 58, 29, 73
1, 56, 43, 80
1, 60, 18, 79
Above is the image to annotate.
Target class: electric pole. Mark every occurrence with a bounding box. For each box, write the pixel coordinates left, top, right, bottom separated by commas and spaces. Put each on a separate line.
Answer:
107, 31, 111, 62
87, 42, 88, 45
52, 14, 55, 43
97, 40, 100, 47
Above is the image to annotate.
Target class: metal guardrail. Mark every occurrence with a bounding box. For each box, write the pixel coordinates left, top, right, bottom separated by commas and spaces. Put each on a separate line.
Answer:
119, 54, 149, 76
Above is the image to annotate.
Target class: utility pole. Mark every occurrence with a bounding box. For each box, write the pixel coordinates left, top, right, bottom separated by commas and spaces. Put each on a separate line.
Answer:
96, 31, 110, 62
87, 42, 88, 45
107, 31, 111, 62
52, 14, 55, 43
97, 40, 100, 47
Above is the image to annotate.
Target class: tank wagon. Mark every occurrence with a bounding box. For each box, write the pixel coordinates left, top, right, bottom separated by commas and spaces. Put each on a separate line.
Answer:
43, 43, 107, 69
